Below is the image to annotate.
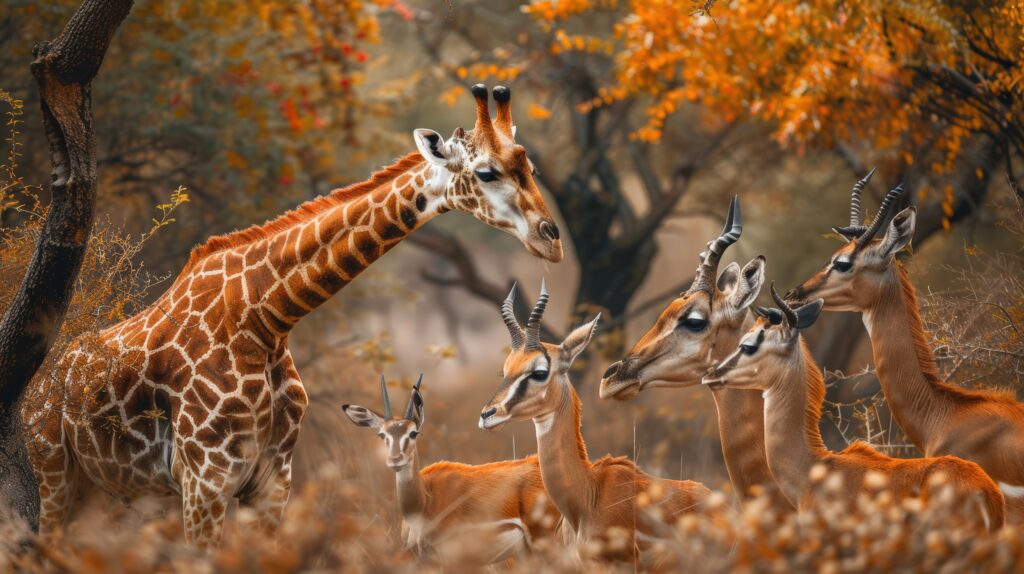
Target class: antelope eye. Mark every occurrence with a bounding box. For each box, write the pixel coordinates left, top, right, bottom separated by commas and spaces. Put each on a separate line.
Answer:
409, 430, 419, 439
529, 369, 549, 382
833, 259, 853, 272
740, 343, 758, 356
678, 315, 708, 332
474, 168, 499, 182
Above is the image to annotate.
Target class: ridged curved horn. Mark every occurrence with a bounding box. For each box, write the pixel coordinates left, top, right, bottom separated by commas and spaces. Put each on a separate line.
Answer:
690, 196, 743, 294
501, 283, 525, 349
855, 183, 906, 250
380, 374, 393, 419
405, 373, 424, 420
833, 169, 875, 240
471, 84, 499, 147
525, 279, 549, 351
493, 86, 513, 138
770, 283, 797, 328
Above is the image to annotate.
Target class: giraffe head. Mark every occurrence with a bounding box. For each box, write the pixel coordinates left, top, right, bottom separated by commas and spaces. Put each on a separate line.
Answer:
412, 84, 563, 262
787, 173, 915, 310
478, 281, 600, 430
342, 375, 424, 471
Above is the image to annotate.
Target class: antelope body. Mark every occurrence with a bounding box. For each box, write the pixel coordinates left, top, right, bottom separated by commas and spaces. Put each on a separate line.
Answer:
704, 287, 1005, 530
343, 376, 559, 565
789, 174, 1024, 521
480, 284, 710, 566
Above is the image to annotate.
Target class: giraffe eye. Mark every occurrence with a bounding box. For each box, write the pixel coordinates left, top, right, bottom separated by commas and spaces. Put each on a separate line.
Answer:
474, 168, 499, 182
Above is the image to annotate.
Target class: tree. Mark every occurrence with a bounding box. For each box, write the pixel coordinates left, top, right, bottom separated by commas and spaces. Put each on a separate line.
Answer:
0, 0, 132, 529
396, 1, 779, 368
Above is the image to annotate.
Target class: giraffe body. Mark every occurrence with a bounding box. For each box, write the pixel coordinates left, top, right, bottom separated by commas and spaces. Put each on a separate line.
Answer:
22, 85, 562, 546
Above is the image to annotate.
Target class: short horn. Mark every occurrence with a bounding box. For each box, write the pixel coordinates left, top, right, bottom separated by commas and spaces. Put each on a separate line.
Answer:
525, 279, 549, 350
380, 374, 393, 419
855, 183, 906, 250
501, 283, 525, 349
405, 373, 424, 420
471, 84, 499, 147
770, 283, 797, 328
493, 86, 513, 138
690, 196, 743, 294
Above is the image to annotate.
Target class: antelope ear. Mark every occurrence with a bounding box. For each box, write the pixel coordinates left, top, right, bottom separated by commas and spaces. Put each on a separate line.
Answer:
876, 206, 916, 258
341, 404, 385, 429
728, 256, 766, 310
561, 314, 600, 367
413, 129, 452, 166
794, 299, 824, 330
716, 262, 742, 293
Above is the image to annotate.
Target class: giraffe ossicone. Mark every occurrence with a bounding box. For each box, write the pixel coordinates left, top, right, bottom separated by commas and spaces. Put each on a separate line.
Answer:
22, 84, 561, 547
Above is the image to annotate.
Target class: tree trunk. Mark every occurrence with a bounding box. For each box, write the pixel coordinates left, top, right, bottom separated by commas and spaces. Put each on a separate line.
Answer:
0, 0, 132, 530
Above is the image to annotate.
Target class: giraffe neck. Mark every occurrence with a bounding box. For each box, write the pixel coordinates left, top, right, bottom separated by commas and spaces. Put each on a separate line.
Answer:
862, 264, 956, 453
246, 156, 450, 339
533, 381, 594, 532
762, 341, 829, 507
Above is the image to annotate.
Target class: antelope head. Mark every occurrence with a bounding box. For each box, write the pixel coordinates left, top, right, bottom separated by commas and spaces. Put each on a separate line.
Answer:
599, 197, 765, 400
703, 284, 823, 392
342, 374, 425, 471
478, 281, 600, 430
787, 172, 916, 310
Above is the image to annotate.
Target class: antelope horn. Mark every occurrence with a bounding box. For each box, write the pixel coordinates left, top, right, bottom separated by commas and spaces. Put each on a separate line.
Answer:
501, 283, 526, 349
405, 373, 424, 420
471, 84, 499, 147
380, 374, 393, 419
833, 169, 876, 240
855, 183, 906, 250
770, 282, 797, 328
690, 196, 743, 294
524, 279, 549, 351
493, 86, 513, 138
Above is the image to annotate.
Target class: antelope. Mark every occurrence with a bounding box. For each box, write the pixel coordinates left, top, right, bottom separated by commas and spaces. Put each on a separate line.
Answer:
702, 285, 1005, 530
479, 282, 711, 565
599, 197, 789, 507
788, 173, 1024, 521
342, 375, 559, 565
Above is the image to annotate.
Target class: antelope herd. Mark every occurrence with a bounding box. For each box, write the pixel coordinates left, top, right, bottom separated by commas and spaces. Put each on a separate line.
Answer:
23, 85, 1021, 565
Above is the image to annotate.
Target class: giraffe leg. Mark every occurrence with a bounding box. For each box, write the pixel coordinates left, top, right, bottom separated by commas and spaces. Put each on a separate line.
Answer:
241, 344, 307, 534
23, 402, 76, 536
180, 470, 232, 548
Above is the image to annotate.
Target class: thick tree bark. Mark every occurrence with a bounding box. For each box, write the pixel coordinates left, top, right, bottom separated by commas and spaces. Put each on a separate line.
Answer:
0, 0, 132, 529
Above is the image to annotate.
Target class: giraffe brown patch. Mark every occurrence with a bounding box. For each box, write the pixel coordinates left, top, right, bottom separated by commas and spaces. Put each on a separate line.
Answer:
222, 397, 250, 416
353, 230, 379, 262
400, 207, 418, 230
184, 441, 206, 469
415, 194, 427, 211
242, 379, 264, 402
178, 416, 194, 436
379, 222, 404, 242
395, 174, 412, 188
208, 451, 229, 469
338, 254, 362, 278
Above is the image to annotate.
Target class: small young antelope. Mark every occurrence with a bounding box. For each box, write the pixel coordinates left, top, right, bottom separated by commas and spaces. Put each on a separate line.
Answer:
703, 285, 1005, 531
479, 282, 710, 565
343, 375, 559, 565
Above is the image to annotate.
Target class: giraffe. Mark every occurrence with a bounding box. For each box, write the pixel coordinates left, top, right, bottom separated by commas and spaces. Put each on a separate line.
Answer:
21, 84, 563, 546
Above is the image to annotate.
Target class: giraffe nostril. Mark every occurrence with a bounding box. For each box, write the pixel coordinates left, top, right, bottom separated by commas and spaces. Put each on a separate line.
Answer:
481, 407, 497, 420
603, 362, 621, 379
539, 220, 560, 241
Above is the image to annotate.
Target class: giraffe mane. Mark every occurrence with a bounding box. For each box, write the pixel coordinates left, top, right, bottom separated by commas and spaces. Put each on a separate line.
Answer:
181, 152, 426, 273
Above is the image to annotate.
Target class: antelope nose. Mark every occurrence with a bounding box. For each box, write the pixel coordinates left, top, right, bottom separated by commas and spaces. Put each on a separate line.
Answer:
603, 361, 621, 379
539, 219, 560, 241
480, 407, 497, 420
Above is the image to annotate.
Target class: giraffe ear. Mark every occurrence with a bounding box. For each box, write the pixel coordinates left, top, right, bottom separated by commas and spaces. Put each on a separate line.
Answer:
413, 129, 452, 166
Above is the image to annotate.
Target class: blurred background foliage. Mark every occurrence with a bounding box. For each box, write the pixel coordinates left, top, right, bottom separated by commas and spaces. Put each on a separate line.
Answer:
0, 0, 1022, 522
